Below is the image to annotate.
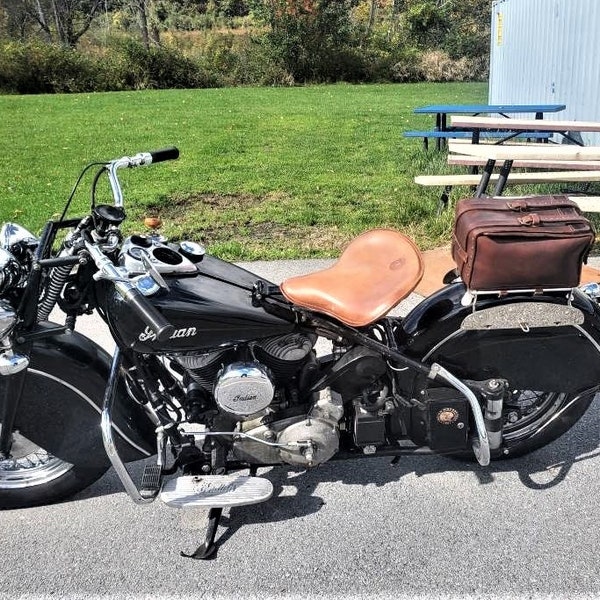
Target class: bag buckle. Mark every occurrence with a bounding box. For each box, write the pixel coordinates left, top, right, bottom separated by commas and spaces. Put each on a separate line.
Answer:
518, 213, 541, 226
507, 200, 527, 211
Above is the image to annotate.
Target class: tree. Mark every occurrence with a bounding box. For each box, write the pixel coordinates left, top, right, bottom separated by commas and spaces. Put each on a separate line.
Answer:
130, 0, 161, 47
0, 0, 40, 40
22, 0, 108, 47
251, 0, 360, 82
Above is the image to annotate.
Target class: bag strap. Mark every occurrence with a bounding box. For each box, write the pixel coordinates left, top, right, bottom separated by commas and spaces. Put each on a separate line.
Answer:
506, 197, 578, 212
517, 212, 590, 226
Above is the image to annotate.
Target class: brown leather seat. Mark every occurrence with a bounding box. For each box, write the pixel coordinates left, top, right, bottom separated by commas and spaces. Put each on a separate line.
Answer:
280, 229, 424, 327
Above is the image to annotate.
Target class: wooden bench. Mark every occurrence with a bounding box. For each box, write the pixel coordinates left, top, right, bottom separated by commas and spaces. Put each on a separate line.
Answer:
416, 172, 600, 210
450, 116, 600, 146
416, 143, 600, 211
448, 142, 600, 161
416, 172, 600, 187
403, 130, 550, 150
447, 155, 600, 170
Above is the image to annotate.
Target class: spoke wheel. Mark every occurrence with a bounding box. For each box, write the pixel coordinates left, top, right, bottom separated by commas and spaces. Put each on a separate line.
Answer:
0, 429, 74, 490
502, 390, 566, 442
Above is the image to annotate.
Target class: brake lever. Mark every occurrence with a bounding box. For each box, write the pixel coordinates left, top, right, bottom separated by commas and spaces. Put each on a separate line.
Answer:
87, 243, 168, 297
139, 251, 169, 292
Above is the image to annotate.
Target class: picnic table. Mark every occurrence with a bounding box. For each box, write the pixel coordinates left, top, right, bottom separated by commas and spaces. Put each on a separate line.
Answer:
406, 103, 566, 150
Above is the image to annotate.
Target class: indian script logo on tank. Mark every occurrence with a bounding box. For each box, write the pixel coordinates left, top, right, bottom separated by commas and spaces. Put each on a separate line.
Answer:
139, 326, 197, 342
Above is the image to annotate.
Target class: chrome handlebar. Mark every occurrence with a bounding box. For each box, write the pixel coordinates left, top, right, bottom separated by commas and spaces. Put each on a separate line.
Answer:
106, 147, 179, 208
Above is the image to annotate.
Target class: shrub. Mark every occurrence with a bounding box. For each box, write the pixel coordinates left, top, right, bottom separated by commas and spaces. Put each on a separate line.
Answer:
253, 0, 360, 83
0, 40, 118, 94
389, 48, 422, 83
417, 50, 488, 82
114, 39, 218, 89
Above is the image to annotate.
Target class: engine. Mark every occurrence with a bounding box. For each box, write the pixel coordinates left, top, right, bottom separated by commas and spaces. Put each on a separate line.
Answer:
173, 332, 318, 419
171, 334, 396, 468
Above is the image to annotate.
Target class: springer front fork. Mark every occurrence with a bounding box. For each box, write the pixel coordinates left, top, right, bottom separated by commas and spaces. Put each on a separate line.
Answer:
0, 302, 30, 458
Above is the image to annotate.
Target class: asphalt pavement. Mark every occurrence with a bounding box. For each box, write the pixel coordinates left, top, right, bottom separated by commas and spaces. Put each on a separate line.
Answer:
1, 258, 599, 599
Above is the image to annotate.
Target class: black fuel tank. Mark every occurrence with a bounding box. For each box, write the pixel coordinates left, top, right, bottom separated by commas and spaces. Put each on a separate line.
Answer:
103, 255, 295, 353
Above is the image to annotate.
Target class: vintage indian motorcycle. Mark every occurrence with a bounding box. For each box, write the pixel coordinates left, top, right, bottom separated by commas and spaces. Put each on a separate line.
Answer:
1, 148, 600, 558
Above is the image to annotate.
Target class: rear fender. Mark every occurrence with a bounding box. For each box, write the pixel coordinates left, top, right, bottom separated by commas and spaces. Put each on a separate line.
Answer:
9, 324, 156, 466
398, 283, 600, 393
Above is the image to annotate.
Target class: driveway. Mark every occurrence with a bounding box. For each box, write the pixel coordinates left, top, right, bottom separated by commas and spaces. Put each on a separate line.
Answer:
1, 259, 599, 599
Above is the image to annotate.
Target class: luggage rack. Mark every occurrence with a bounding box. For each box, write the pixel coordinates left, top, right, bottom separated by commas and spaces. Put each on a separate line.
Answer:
461, 287, 574, 307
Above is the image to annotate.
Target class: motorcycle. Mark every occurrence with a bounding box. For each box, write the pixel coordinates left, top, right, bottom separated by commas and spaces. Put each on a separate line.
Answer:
1, 147, 600, 559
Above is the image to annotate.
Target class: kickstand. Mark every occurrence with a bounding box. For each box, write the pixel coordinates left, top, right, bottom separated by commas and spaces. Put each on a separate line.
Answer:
181, 507, 223, 560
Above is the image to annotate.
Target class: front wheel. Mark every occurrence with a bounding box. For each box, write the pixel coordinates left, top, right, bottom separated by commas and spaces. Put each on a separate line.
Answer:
0, 325, 156, 510
0, 428, 108, 509
0, 360, 111, 509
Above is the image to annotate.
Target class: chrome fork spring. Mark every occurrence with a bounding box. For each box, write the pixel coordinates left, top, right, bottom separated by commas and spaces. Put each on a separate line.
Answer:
37, 264, 72, 322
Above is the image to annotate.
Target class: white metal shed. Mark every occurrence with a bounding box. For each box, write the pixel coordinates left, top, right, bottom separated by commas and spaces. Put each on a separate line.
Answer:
489, 0, 600, 145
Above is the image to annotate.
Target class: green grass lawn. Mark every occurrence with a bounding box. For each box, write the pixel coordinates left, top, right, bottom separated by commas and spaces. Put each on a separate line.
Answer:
0, 82, 487, 259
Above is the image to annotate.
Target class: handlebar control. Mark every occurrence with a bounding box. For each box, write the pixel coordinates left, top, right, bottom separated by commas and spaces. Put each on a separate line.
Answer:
85, 242, 175, 343
107, 146, 179, 207
118, 285, 175, 343
149, 147, 180, 164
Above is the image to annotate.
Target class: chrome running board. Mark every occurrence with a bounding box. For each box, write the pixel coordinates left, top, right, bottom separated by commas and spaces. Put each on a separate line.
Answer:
161, 475, 274, 509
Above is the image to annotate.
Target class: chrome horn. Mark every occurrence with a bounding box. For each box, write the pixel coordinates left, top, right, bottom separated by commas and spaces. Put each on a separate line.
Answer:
0, 248, 22, 295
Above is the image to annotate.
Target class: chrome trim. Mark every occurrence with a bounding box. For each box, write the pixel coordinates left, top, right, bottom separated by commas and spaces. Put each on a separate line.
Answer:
0, 300, 16, 339
573, 324, 600, 356
29, 368, 151, 457
0, 444, 73, 490
469, 287, 573, 296
107, 153, 153, 208
428, 363, 491, 466
0, 350, 29, 375
0, 222, 38, 250
422, 329, 463, 363
101, 348, 154, 504
182, 430, 311, 449
461, 303, 584, 331
531, 389, 599, 438
107, 160, 126, 208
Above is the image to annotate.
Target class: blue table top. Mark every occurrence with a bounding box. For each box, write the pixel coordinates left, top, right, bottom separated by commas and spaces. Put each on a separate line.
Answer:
414, 104, 566, 114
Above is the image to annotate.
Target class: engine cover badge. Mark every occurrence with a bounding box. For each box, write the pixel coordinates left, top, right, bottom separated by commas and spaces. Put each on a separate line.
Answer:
214, 362, 274, 417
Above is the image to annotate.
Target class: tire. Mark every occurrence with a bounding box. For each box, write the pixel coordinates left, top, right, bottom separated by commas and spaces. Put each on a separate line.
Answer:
0, 433, 108, 509
0, 366, 110, 509
0, 324, 157, 509
494, 388, 596, 459
400, 284, 600, 461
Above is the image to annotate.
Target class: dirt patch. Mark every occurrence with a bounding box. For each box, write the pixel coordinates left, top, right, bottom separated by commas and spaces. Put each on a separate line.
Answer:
145, 192, 268, 218
201, 221, 353, 256
141, 192, 354, 257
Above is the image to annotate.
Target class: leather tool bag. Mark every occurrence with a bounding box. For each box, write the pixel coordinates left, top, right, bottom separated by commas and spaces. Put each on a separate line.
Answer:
452, 195, 595, 291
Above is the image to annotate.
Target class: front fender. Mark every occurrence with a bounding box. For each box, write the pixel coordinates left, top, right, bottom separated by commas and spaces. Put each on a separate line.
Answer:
11, 323, 156, 466
398, 284, 600, 393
